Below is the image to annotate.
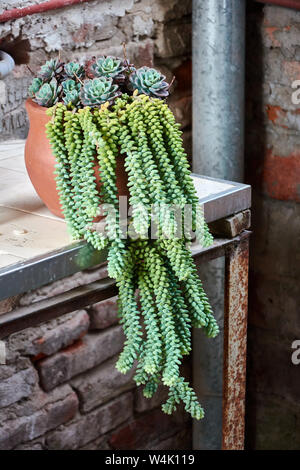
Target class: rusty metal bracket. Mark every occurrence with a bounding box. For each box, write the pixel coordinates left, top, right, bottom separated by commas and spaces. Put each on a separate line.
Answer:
222, 235, 250, 450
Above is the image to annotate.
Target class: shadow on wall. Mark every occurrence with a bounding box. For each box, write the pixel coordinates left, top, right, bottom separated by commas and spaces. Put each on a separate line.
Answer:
0, 37, 31, 65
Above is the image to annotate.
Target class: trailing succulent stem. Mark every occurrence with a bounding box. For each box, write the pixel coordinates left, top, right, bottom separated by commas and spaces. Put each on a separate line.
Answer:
45, 92, 218, 420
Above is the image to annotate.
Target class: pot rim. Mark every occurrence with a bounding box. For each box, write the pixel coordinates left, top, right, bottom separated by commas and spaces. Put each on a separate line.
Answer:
25, 98, 48, 113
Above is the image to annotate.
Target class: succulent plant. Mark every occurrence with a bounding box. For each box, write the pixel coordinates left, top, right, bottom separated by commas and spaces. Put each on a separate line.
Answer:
80, 77, 120, 107
64, 62, 85, 80
62, 79, 81, 93
33, 78, 61, 107
46, 94, 216, 422
39, 58, 63, 80
62, 79, 81, 107
91, 56, 126, 81
28, 77, 43, 98
29, 57, 171, 108
129, 66, 169, 98
63, 89, 81, 107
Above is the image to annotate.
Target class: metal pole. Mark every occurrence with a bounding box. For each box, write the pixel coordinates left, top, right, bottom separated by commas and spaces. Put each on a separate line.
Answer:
192, 0, 246, 450
192, 0, 245, 181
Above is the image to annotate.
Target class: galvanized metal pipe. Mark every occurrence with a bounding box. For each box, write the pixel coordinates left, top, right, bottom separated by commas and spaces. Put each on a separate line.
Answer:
192, 0, 246, 451
192, 0, 246, 182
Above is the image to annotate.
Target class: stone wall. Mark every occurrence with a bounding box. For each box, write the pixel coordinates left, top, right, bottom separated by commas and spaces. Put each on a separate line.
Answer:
0, 265, 191, 450
245, 2, 300, 450
0, 0, 192, 156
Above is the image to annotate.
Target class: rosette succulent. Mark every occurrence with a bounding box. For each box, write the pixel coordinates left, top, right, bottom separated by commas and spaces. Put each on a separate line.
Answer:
28, 56, 171, 108
91, 56, 126, 81
33, 78, 61, 107
62, 79, 81, 107
80, 77, 120, 106
39, 58, 63, 80
28, 77, 43, 98
129, 66, 169, 98
64, 62, 85, 80
31, 55, 218, 423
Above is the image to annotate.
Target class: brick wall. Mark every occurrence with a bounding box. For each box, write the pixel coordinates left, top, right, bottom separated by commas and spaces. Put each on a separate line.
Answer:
0, 265, 191, 450
245, 3, 300, 449
0, 0, 193, 450
0, 0, 192, 155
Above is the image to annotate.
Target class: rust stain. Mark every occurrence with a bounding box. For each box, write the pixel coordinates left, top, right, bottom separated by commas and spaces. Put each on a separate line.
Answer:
265, 104, 284, 124
222, 237, 249, 450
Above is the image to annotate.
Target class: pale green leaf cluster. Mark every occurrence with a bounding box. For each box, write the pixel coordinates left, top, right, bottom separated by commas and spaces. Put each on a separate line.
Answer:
45, 94, 219, 420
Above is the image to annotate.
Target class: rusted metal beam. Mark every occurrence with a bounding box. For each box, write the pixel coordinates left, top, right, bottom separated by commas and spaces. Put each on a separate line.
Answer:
222, 236, 249, 450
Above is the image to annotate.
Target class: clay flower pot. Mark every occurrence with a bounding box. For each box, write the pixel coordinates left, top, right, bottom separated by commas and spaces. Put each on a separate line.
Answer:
24, 98, 129, 219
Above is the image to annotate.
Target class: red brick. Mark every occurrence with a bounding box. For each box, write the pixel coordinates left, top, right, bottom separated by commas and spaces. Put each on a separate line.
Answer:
109, 407, 189, 450
88, 296, 118, 330
71, 355, 135, 412
134, 40, 154, 68
37, 326, 124, 391
264, 26, 281, 48
0, 366, 37, 408
169, 95, 192, 129
145, 427, 192, 450
46, 392, 133, 450
0, 385, 78, 450
265, 105, 300, 131
134, 384, 168, 413
9, 310, 90, 358
173, 60, 192, 92
262, 150, 300, 202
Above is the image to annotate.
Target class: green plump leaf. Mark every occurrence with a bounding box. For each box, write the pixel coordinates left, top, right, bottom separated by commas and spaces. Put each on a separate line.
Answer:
129, 66, 170, 98
39, 58, 63, 80
28, 77, 43, 97
64, 62, 85, 79
80, 77, 120, 107
34, 78, 61, 107
91, 56, 126, 80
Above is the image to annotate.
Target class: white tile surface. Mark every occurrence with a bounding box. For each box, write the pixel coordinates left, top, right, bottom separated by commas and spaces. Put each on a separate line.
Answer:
0, 154, 27, 173
0, 206, 70, 261
0, 166, 63, 221
0, 140, 26, 161
0, 253, 25, 269
0, 139, 236, 271
194, 176, 234, 200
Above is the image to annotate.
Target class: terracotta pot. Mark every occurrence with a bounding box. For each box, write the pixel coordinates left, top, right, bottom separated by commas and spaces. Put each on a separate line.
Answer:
24, 98, 129, 219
